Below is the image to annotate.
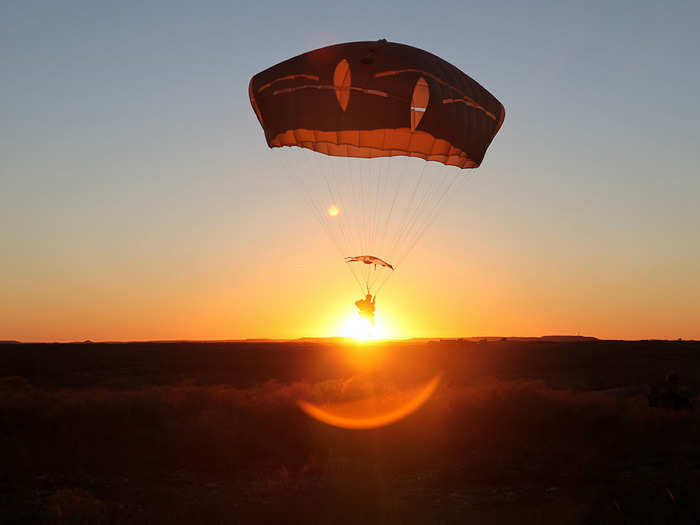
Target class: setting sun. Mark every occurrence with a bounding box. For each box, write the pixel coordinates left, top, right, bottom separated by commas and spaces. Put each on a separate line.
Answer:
327, 205, 340, 217
340, 313, 391, 341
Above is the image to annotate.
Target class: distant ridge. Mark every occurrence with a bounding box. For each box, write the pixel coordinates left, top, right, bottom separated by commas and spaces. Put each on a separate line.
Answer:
296, 337, 349, 343
539, 335, 599, 342
436, 335, 599, 343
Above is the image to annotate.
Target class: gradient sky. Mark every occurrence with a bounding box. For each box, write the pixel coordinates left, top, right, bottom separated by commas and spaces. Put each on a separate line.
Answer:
2, 1, 699, 341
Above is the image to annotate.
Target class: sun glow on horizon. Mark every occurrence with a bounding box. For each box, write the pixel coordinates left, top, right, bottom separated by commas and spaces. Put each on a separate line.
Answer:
339, 312, 392, 341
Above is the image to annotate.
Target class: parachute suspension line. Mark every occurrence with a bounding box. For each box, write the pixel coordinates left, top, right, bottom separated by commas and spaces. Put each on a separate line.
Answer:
340, 157, 365, 261
403, 162, 442, 248
343, 155, 358, 254
338, 171, 367, 295
365, 100, 388, 271
339, 149, 365, 260
367, 155, 394, 295
293, 158, 340, 256
356, 159, 364, 255
373, 118, 392, 265
358, 158, 370, 257
373, 155, 389, 252
370, 150, 386, 256
395, 169, 464, 270
396, 171, 462, 272
370, 164, 386, 293
341, 152, 360, 256
375, 160, 393, 293
341, 147, 371, 293
405, 168, 459, 253
363, 161, 376, 294
320, 159, 354, 257
377, 155, 402, 263
367, 159, 375, 250
369, 157, 423, 295
375, 158, 389, 251
294, 152, 342, 253
386, 160, 428, 261
361, 157, 396, 292
297, 149, 365, 294
390, 162, 449, 264
373, 166, 463, 297
365, 167, 375, 272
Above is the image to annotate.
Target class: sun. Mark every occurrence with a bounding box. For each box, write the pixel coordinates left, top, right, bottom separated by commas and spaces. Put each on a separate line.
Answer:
327, 205, 340, 217
340, 313, 390, 341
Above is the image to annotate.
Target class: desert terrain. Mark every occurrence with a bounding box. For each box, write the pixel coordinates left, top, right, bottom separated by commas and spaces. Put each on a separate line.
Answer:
2, 338, 699, 524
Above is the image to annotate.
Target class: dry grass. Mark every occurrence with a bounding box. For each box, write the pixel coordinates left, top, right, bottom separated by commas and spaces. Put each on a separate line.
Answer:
1, 340, 699, 523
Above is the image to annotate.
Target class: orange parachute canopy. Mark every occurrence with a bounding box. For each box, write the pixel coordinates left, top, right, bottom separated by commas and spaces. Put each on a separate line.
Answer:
249, 40, 505, 169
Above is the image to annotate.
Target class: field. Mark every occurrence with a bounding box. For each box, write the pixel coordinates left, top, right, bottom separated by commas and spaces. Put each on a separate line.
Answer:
2, 339, 700, 524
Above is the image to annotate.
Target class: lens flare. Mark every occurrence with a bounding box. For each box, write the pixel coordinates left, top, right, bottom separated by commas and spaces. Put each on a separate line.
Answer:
298, 375, 441, 430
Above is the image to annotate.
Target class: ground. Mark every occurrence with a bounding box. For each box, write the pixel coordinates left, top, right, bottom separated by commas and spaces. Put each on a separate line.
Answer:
1, 339, 700, 524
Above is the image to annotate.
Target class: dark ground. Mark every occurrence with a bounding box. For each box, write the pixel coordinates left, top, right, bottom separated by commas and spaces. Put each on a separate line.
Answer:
1, 339, 700, 524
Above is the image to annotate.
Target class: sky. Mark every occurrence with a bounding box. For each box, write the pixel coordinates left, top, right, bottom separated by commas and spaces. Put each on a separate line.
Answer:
1, 0, 699, 341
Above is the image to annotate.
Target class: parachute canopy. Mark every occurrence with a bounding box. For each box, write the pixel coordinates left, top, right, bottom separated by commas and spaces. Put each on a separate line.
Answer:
249, 40, 505, 168
345, 255, 395, 270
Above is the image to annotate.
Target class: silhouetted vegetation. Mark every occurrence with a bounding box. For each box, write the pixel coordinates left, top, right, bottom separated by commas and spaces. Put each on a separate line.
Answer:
1, 340, 699, 523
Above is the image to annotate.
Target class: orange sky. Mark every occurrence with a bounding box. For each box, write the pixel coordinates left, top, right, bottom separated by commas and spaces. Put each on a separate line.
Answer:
3, 147, 699, 342
3, 213, 698, 342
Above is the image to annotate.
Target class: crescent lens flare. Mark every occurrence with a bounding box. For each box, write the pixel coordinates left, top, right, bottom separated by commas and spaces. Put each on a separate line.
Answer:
327, 205, 340, 217
297, 375, 441, 430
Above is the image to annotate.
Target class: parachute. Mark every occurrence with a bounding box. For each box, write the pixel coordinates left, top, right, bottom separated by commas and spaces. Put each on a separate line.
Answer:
250, 40, 504, 296
345, 255, 394, 271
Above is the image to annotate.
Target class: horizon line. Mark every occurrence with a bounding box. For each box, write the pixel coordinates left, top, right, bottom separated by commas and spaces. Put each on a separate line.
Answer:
2, 335, 697, 345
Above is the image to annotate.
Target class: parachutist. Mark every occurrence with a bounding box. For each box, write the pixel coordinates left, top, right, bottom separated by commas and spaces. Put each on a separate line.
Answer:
355, 293, 376, 325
